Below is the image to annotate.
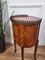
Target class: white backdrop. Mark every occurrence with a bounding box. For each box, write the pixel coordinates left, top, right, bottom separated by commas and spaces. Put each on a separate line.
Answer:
4, 0, 45, 45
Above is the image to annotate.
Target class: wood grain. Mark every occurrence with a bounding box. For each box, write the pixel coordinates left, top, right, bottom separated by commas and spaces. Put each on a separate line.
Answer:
0, 45, 45, 60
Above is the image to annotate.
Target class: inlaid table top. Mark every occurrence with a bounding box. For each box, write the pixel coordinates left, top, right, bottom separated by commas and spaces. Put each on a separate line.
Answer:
10, 16, 41, 25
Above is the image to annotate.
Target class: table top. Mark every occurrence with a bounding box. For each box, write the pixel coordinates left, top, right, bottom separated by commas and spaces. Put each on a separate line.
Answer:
10, 16, 42, 25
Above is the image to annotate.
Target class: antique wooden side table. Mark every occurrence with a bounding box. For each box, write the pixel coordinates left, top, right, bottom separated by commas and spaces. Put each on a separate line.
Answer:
10, 15, 42, 60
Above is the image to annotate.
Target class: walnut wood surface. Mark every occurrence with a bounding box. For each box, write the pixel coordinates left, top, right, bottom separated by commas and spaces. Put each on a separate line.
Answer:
10, 15, 41, 47
10, 15, 42, 60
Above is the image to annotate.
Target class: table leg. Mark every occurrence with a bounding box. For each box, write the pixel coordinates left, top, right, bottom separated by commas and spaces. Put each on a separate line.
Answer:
21, 46, 24, 60
34, 40, 38, 60
14, 40, 16, 52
